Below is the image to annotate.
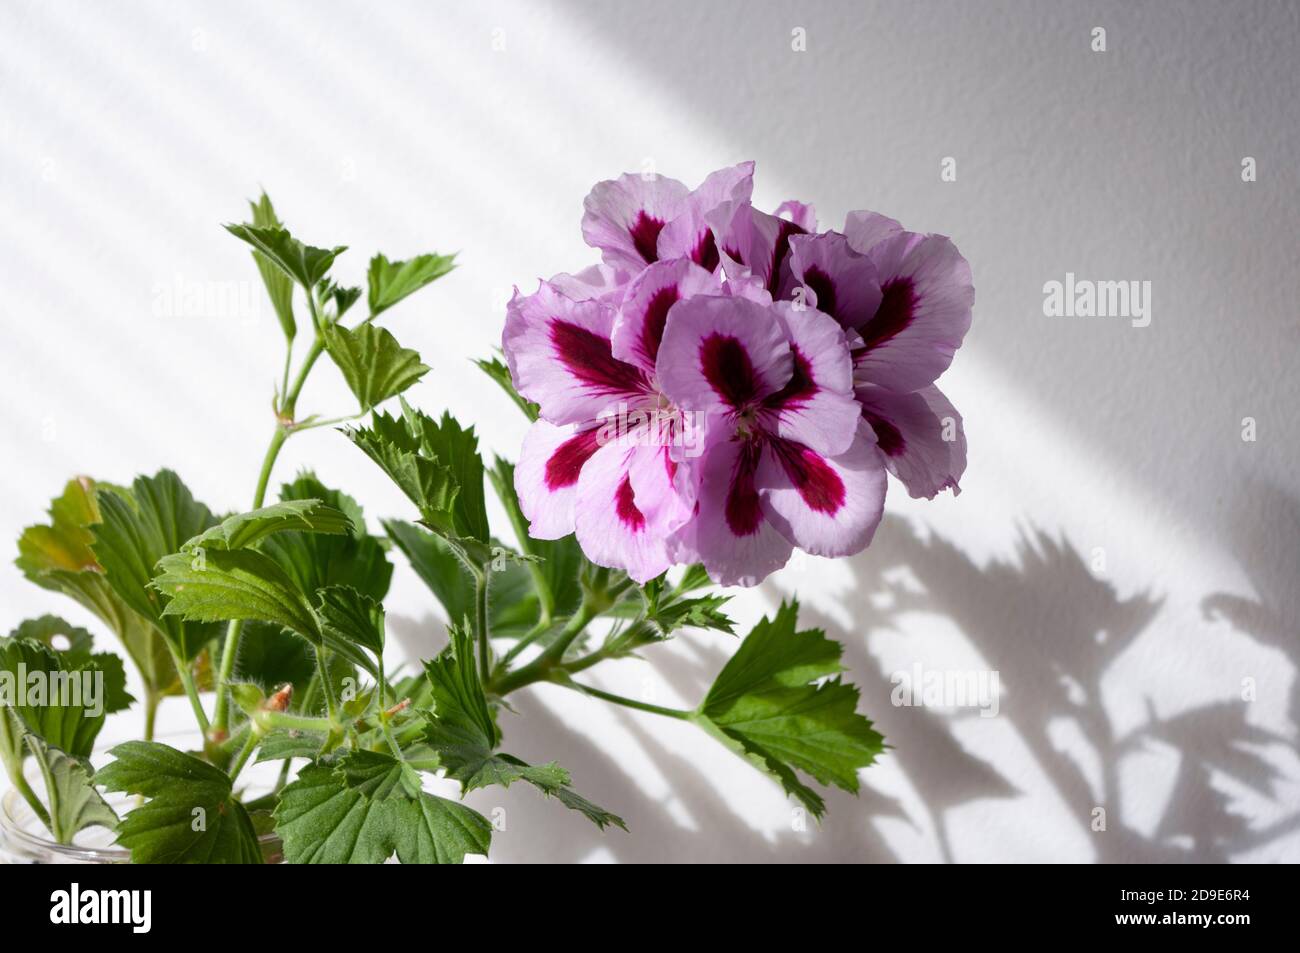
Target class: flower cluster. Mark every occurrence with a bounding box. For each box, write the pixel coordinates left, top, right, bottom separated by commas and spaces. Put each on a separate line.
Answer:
503, 162, 973, 586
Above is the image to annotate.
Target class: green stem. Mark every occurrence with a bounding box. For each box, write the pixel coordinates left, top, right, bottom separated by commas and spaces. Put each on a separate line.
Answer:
562, 680, 691, 720
490, 601, 596, 695
497, 619, 551, 669
279, 341, 293, 406
474, 570, 490, 681
30, 747, 66, 843
11, 772, 52, 834
142, 689, 159, 742
288, 411, 364, 434
316, 647, 339, 726
226, 730, 259, 785
258, 710, 335, 734
168, 647, 210, 736
379, 718, 403, 759
211, 306, 329, 737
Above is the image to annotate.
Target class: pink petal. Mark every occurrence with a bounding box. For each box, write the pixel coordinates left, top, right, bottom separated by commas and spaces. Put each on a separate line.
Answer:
761, 303, 859, 457
515, 420, 602, 539
656, 294, 792, 415
581, 173, 691, 275
853, 232, 974, 394
657, 162, 756, 271
670, 437, 793, 587
574, 441, 672, 584
714, 205, 808, 299
612, 259, 720, 375
843, 210, 903, 255
857, 383, 967, 499
549, 263, 631, 306
774, 200, 817, 232
782, 231, 882, 330
757, 422, 887, 558
627, 442, 694, 536
503, 280, 651, 426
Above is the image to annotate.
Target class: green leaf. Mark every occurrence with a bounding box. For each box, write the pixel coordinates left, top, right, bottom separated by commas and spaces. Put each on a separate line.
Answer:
246, 192, 296, 339
18, 478, 179, 693
383, 519, 538, 636
383, 519, 472, 621
152, 549, 321, 643
254, 728, 326, 763
346, 412, 458, 537
474, 355, 539, 421
690, 601, 885, 820
274, 751, 490, 864
0, 635, 118, 757
422, 624, 625, 830
367, 252, 456, 317
7, 615, 133, 714
22, 730, 117, 845
323, 324, 430, 412
314, 585, 384, 676
90, 470, 222, 661
648, 593, 735, 639
318, 278, 362, 319
96, 741, 263, 863
404, 405, 489, 545
259, 473, 393, 605
223, 222, 346, 290
183, 499, 353, 552
234, 620, 315, 696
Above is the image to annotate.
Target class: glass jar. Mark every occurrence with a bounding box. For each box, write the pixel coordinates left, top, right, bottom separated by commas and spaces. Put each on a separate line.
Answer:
0, 734, 285, 864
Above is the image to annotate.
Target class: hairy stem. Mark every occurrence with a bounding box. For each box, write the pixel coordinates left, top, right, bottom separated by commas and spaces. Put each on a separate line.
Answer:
169, 648, 210, 737
211, 294, 332, 738
475, 570, 490, 681
561, 680, 691, 720
226, 730, 259, 785
142, 689, 159, 743
212, 426, 287, 736
489, 601, 596, 695
316, 647, 340, 727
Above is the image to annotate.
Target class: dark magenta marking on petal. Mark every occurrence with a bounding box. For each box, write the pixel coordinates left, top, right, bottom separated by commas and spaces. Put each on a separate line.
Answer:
544, 428, 601, 490
550, 319, 648, 396
723, 244, 745, 266
700, 333, 761, 409
724, 440, 764, 537
692, 229, 720, 272
863, 411, 906, 457
772, 439, 845, 514
615, 473, 646, 532
857, 277, 916, 352
766, 218, 807, 296
639, 284, 680, 366
629, 210, 665, 264
800, 265, 837, 320
764, 346, 817, 412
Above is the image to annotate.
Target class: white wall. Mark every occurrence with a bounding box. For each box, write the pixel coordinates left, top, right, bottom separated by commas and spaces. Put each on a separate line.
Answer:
1, 0, 1296, 862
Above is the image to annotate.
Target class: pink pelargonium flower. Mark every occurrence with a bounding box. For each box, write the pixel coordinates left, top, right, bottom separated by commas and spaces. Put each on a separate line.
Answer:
582, 163, 755, 278
503, 160, 973, 588
504, 260, 721, 583
720, 200, 975, 501
656, 296, 887, 587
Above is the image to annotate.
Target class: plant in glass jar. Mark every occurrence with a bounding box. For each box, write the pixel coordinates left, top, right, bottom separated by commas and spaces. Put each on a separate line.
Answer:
2, 164, 971, 863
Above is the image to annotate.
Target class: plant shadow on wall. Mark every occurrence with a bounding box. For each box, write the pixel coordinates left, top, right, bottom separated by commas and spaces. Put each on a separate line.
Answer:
429, 511, 1298, 863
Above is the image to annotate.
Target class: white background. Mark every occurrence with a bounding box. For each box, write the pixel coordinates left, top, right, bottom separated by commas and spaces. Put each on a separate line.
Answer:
2, 0, 1297, 862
